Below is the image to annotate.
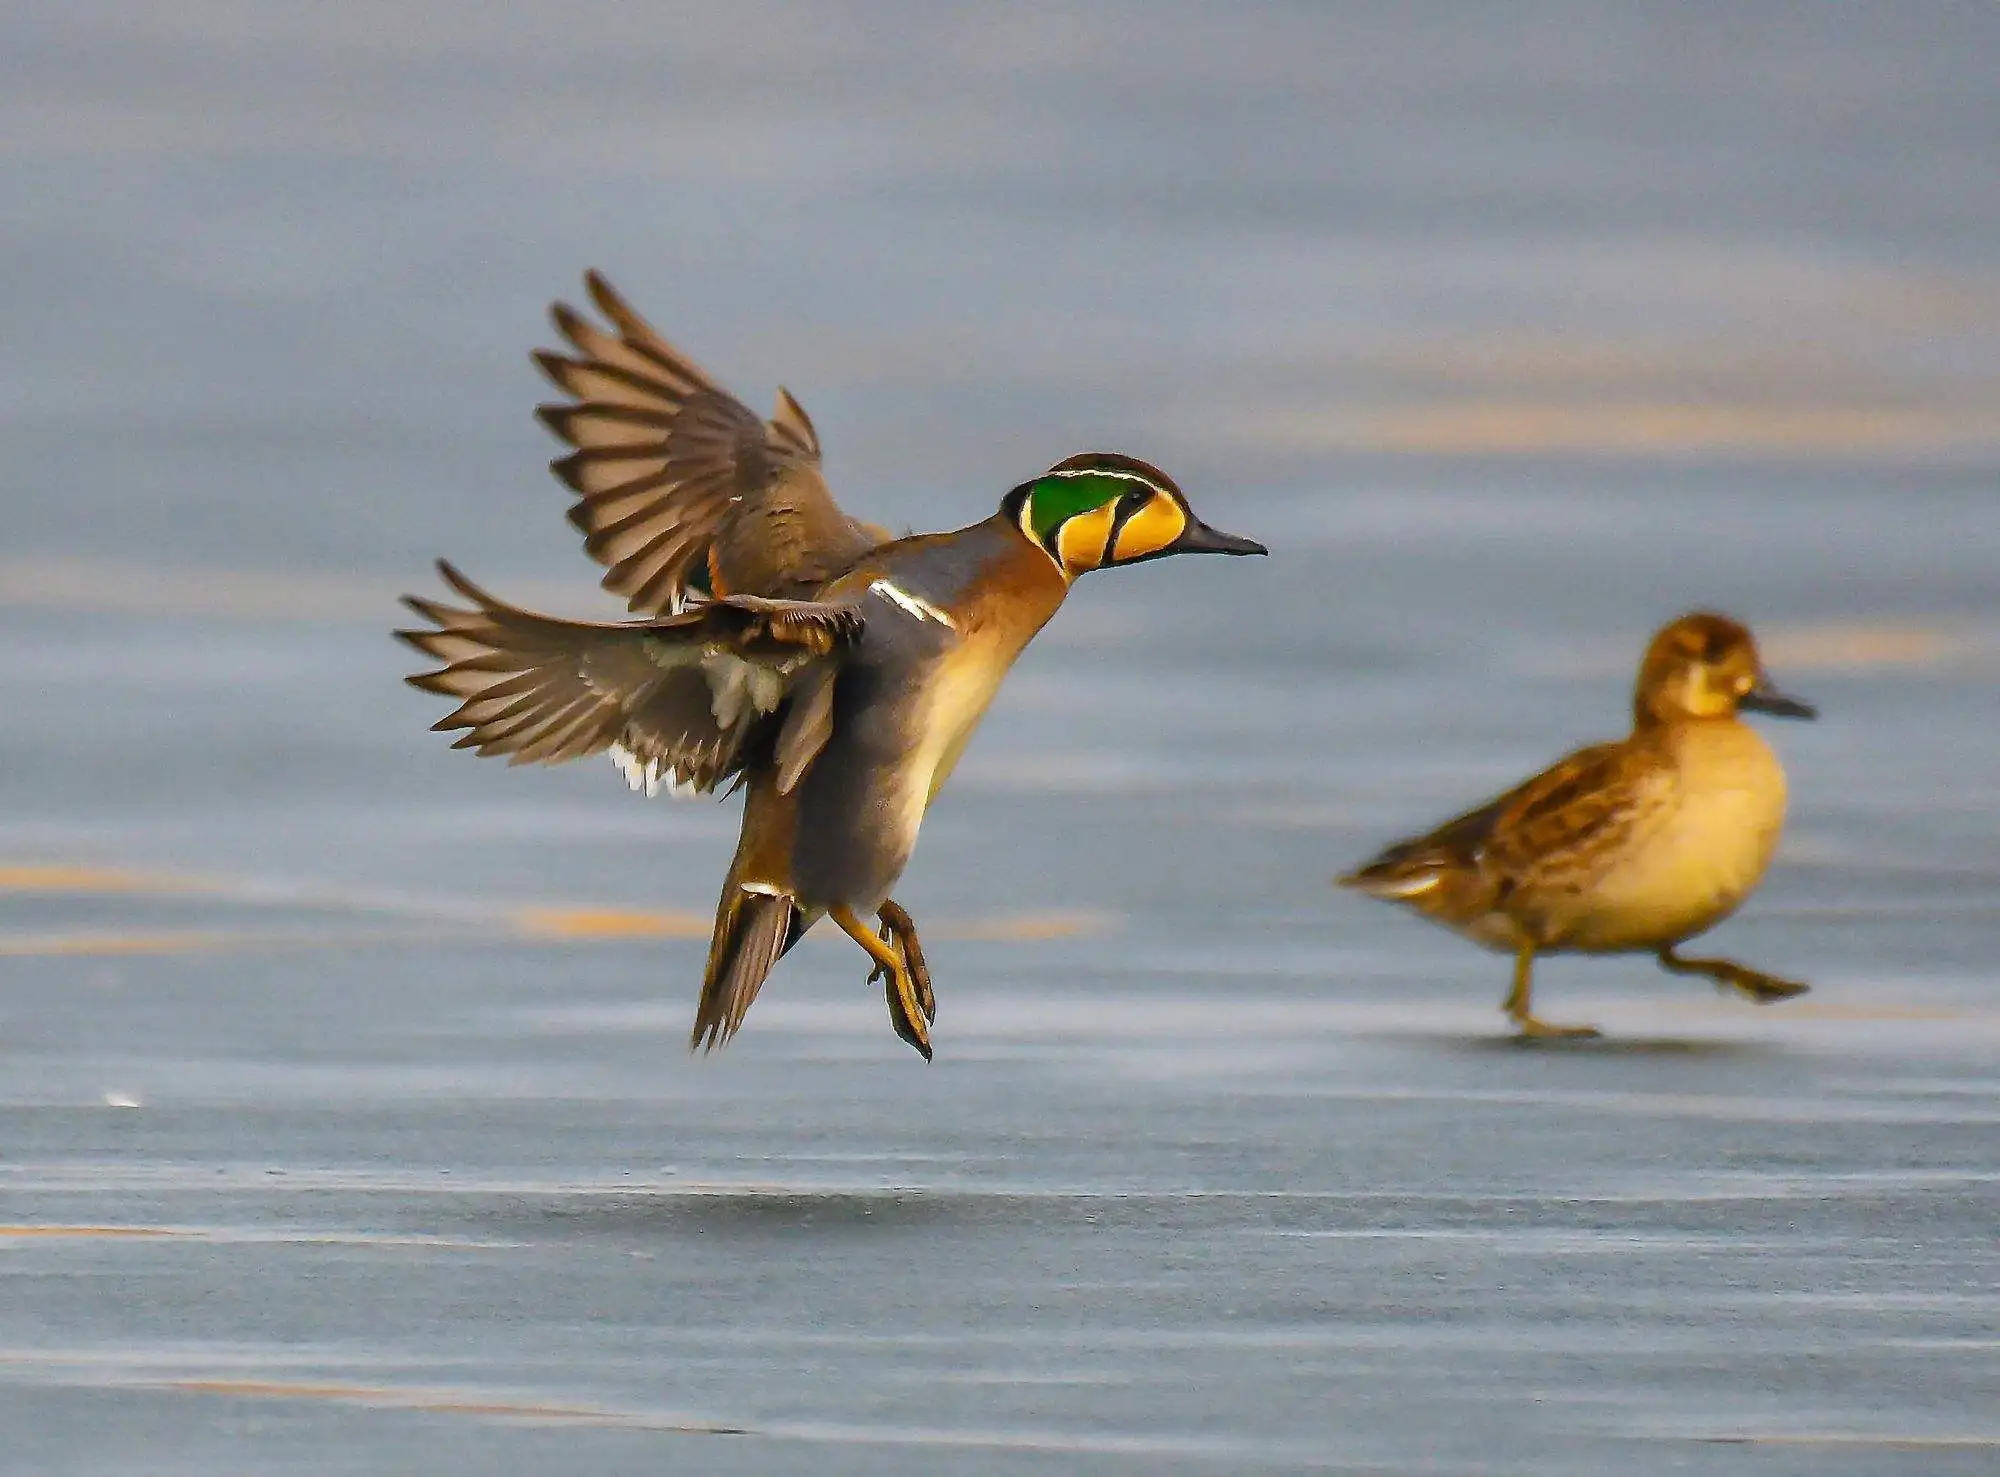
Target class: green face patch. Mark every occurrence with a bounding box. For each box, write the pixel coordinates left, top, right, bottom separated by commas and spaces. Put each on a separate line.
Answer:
1026, 472, 1141, 540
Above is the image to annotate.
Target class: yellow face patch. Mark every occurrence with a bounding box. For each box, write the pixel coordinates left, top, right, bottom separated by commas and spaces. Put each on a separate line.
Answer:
1110, 495, 1186, 563
1055, 502, 1120, 572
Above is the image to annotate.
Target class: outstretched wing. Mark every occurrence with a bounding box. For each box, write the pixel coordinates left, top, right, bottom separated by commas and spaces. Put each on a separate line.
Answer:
396, 561, 858, 794
534, 271, 887, 612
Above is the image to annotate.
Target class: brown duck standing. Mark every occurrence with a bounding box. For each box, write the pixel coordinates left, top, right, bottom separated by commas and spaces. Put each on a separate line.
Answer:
1340, 613, 1815, 1038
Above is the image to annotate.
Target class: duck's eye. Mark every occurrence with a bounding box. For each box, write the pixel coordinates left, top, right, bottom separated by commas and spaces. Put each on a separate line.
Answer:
1121, 486, 1150, 510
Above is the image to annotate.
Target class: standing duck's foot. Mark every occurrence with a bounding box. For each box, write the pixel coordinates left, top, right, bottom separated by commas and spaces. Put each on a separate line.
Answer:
1656, 946, 1810, 1005
1731, 972, 1810, 1004
1510, 1015, 1603, 1042
1500, 943, 1597, 1040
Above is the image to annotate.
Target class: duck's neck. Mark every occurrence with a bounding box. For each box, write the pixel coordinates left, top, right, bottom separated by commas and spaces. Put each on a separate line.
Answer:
989, 507, 1073, 605
1632, 705, 1745, 739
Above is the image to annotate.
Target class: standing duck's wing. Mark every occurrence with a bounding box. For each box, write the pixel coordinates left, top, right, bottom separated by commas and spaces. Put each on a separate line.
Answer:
1480, 741, 1661, 891
1339, 741, 1648, 927
534, 272, 888, 611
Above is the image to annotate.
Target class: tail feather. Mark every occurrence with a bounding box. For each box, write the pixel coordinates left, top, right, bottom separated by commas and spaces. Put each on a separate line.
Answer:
1338, 859, 1448, 900
1339, 823, 1473, 899
692, 889, 799, 1052
1338, 803, 1506, 927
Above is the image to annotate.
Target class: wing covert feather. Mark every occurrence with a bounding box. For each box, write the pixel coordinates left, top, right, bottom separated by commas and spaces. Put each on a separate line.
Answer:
1480, 742, 1651, 885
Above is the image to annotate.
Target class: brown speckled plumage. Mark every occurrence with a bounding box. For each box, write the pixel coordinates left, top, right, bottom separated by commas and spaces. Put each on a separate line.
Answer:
1341, 613, 1816, 1039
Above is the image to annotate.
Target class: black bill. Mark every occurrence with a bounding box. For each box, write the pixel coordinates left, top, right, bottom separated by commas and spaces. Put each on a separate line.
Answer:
1173, 520, 1268, 556
1741, 681, 1817, 719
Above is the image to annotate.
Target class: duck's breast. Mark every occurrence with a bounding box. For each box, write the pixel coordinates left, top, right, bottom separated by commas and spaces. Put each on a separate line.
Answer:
787, 521, 1065, 913
1566, 721, 1788, 951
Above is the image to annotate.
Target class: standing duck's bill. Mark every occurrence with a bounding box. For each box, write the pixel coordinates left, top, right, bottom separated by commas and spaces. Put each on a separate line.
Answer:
1339, 612, 1815, 1040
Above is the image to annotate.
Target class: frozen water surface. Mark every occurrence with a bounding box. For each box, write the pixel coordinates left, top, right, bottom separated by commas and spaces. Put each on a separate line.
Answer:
1, 4, 1997, 1473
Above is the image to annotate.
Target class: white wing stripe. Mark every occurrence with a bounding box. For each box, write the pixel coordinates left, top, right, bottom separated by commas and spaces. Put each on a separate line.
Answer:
869, 578, 955, 629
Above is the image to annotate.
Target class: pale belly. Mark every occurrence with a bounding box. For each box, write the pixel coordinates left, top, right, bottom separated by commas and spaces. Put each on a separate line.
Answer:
872, 644, 1012, 891
783, 527, 1066, 915
1559, 727, 1788, 952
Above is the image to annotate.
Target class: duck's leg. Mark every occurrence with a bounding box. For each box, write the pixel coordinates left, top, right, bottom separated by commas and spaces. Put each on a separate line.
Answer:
1502, 941, 1601, 1040
831, 905, 933, 1060
1656, 945, 1809, 1004
874, 899, 935, 1023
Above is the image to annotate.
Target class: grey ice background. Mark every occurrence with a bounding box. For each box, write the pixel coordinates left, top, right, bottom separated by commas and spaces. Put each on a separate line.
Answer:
1, 3, 1998, 1474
